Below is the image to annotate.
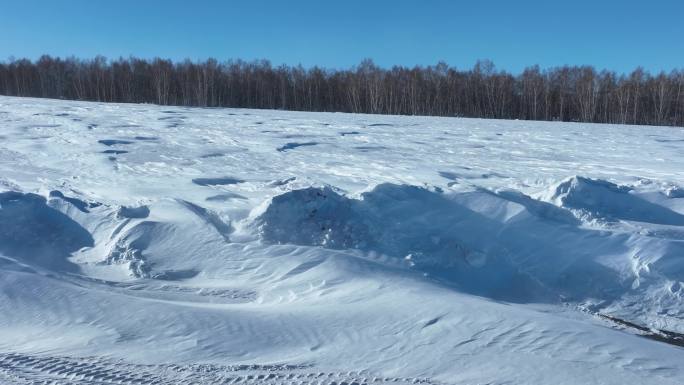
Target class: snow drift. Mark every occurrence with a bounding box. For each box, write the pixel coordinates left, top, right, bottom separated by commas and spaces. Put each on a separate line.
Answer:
544, 176, 684, 225
0, 191, 93, 272
255, 181, 684, 310
1, 96, 684, 385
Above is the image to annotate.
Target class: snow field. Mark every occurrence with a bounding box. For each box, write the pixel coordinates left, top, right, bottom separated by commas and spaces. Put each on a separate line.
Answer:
0, 96, 683, 384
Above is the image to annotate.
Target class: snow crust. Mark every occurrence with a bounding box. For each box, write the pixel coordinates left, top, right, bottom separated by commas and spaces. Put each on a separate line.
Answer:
1, 96, 684, 384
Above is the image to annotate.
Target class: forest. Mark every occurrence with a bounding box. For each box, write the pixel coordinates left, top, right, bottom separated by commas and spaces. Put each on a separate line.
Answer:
1, 55, 683, 126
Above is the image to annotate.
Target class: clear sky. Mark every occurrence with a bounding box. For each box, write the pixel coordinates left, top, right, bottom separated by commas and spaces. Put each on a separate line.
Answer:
1, 0, 682, 74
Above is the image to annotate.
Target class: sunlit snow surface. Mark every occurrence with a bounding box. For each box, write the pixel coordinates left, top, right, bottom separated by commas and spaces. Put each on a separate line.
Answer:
1, 96, 684, 384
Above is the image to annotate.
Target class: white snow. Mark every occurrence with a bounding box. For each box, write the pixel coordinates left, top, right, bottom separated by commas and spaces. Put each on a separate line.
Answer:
0, 96, 683, 384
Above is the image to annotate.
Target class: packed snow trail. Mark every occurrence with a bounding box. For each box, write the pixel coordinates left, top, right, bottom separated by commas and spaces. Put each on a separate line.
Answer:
0, 96, 683, 384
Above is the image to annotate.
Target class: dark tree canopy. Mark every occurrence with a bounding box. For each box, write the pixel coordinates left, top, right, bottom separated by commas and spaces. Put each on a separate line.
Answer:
1, 55, 683, 127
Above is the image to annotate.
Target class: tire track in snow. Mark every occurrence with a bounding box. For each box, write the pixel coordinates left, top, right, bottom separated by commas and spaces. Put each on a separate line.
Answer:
0, 352, 444, 385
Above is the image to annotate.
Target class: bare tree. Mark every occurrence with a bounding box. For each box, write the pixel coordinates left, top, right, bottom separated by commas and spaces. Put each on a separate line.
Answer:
0, 56, 682, 127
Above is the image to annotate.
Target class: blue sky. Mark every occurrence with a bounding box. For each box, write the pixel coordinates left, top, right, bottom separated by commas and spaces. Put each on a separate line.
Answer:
1, 0, 682, 74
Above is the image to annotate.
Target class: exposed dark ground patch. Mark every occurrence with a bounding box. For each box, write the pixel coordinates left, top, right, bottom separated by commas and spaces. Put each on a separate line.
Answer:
151, 269, 199, 280
192, 177, 245, 186
98, 139, 133, 146
438, 171, 459, 180
134, 136, 158, 141
340, 131, 361, 136
206, 192, 248, 201
269, 177, 296, 187
112, 124, 141, 128
48, 190, 101, 213
281, 134, 309, 139
354, 146, 387, 152
102, 150, 129, 155
199, 152, 225, 158
116, 205, 150, 219
367, 123, 394, 127
598, 314, 684, 348
277, 142, 319, 152
439, 170, 505, 181
423, 316, 442, 329
24, 124, 61, 129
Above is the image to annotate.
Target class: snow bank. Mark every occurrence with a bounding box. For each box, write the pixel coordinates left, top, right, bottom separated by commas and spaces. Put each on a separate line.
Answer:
103, 199, 233, 279
0, 191, 93, 272
104, 220, 176, 278
256, 181, 684, 309
543, 176, 684, 225
254, 184, 556, 301
256, 184, 489, 268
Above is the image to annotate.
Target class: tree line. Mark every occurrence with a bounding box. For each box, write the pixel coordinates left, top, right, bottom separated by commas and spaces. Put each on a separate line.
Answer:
1, 55, 683, 126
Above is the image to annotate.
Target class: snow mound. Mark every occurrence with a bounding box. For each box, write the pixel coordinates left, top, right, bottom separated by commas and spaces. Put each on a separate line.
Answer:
116, 205, 150, 219
544, 176, 684, 225
104, 221, 175, 278
48, 190, 102, 213
255, 183, 549, 301
0, 191, 93, 271
665, 186, 684, 198
256, 184, 481, 267
256, 186, 368, 249
255, 182, 684, 309
103, 200, 231, 279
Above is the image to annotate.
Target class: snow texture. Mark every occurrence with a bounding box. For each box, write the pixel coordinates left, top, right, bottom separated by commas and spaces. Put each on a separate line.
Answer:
1, 96, 684, 384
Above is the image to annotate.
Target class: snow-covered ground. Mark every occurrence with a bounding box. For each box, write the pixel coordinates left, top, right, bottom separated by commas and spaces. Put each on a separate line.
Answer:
0, 95, 683, 384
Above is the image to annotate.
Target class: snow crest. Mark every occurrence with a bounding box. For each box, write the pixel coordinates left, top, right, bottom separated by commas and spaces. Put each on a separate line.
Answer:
255, 184, 486, 269
544, 176, 684, 225
0, 191, 93, 272
255, 181, 684, 310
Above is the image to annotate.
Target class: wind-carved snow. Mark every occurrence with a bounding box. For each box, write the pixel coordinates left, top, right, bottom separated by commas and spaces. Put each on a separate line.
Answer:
0, 96, 684, 384
254, 185, 511, 293
544, 176, 684, 225
254, 181, 684, 309
0, 191, 93, 272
